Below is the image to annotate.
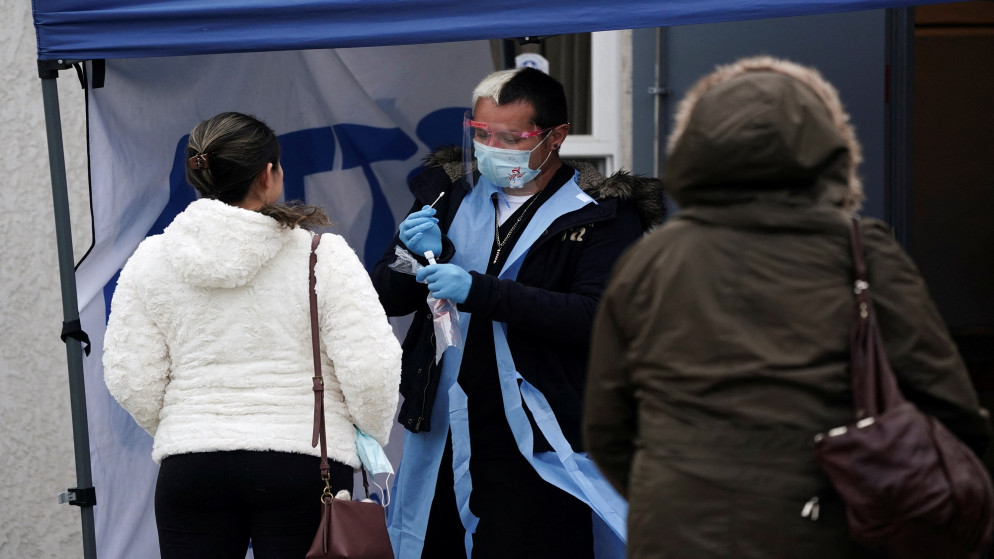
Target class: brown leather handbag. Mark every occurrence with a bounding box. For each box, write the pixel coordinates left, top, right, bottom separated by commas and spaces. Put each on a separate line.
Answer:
305, 234, 394, 559
812, 217, 994, 558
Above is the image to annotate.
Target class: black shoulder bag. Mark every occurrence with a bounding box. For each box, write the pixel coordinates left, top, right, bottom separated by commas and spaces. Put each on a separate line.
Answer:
812, 217, 993, 558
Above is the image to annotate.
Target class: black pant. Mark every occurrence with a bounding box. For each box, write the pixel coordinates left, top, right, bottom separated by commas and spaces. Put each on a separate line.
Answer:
421, 436, 595, 559
155, 450, 353, 559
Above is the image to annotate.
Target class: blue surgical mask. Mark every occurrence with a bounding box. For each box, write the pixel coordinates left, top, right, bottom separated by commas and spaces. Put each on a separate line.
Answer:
473, 136, 552, 189
355, 428, 394, 476
355, 427, 394, 505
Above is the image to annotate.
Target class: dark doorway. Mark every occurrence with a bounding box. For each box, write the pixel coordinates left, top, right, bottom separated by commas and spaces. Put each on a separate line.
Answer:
912, 0, 994, 461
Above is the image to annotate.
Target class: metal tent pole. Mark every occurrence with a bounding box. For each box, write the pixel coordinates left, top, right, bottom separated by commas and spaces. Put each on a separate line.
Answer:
38, 59, 98, 559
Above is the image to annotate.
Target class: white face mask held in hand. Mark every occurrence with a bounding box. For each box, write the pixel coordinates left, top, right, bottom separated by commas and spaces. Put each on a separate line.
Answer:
355, 427, 394, 505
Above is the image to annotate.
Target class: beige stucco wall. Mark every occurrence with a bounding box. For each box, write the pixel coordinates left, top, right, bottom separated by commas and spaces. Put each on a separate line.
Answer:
1, 1, 92, 557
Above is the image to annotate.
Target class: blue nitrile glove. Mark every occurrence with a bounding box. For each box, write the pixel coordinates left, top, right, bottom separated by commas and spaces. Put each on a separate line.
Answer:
398, 205, 442, 257
416, 263, 472, 304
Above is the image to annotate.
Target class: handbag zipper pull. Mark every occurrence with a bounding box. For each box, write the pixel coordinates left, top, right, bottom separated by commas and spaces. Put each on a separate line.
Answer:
801, 496, 820, 521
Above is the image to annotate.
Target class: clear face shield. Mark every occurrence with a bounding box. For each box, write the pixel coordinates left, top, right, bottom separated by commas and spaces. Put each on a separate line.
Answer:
461, 110, 477, 191
461, 110, 555, 190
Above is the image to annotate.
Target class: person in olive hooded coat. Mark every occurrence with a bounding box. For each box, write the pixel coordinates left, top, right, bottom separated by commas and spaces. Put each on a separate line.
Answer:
582, 56, 992, 559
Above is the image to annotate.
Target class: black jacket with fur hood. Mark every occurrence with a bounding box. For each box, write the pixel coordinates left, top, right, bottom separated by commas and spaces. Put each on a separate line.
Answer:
371, 147, 665, 450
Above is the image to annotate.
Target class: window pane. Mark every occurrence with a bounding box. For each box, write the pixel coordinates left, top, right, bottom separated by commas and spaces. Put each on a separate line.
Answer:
489, 34, 593, 135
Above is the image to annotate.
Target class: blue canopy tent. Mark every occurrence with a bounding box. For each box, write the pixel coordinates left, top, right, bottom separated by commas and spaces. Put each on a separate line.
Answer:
34, 0, 951, 59
32, 1, 953, 556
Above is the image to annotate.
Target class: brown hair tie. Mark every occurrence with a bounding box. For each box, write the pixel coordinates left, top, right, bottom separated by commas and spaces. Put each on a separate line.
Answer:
187, 153, 210, 170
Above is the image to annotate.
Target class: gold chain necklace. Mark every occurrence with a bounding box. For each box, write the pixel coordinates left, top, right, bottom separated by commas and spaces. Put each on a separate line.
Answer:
493, 193, 541, 264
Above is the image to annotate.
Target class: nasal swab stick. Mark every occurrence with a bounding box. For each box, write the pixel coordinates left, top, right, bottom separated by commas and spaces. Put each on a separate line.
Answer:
429, 191, 445, 208
423, 193, 444, 268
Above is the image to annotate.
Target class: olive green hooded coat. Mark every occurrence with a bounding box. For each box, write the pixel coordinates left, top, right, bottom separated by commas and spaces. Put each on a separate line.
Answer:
583, 57, 992, 559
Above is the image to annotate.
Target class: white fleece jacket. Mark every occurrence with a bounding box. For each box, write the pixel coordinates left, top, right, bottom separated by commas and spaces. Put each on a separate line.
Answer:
103, 198, 401, 466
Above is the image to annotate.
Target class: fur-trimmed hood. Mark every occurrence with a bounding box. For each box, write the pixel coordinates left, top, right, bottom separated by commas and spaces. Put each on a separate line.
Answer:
423, 146, 667, 231
160, 198, 291, 289
663, 56, 864, 211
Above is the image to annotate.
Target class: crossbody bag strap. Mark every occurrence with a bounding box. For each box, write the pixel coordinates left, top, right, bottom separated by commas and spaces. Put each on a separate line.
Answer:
848, 217, 904, 418
309, 234, 331, 482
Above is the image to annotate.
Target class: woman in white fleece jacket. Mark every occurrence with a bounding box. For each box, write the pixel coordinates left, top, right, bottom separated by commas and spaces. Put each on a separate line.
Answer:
103, 112, 402, 559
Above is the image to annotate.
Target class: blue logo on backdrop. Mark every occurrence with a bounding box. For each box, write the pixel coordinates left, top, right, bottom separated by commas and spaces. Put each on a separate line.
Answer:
103, 110, 467, 321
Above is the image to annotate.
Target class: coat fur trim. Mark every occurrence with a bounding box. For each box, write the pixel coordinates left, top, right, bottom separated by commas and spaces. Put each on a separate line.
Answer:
667, 56, 864, 210
422, 147, 667, 230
